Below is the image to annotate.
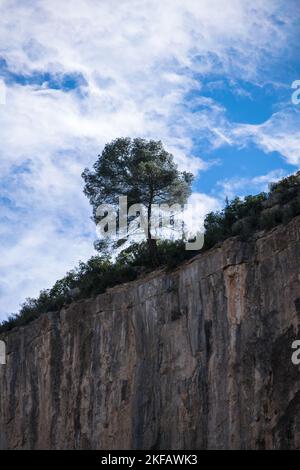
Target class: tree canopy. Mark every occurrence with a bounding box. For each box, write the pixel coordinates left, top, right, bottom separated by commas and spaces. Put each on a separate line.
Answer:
82, 137, 193, 263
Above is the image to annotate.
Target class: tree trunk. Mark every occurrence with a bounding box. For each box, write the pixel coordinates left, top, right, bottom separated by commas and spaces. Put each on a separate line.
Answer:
147, 237, 159, 266
147, 201, 159, 266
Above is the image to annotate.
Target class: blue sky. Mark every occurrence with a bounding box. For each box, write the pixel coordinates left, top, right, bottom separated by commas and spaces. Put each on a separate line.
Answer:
0, 0, 299, 319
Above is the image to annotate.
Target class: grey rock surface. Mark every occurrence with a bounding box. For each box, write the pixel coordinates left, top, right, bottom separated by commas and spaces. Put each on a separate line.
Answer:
1, 216, 300, 449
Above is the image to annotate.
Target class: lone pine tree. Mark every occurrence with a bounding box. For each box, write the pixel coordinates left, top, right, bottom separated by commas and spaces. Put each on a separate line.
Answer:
82, 137, 193, 265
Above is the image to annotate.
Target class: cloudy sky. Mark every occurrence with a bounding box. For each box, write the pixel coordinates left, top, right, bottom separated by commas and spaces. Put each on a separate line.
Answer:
0, 0, 299, 319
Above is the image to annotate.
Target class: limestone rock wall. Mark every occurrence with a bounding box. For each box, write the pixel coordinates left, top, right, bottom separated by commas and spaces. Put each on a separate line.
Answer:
1, 217, 300, 449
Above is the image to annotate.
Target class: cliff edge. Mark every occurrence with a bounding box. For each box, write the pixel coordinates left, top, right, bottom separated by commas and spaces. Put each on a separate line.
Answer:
1, 216, 300, 449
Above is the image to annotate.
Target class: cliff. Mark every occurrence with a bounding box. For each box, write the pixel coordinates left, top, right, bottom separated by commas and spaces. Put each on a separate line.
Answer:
1, 216, 300, 450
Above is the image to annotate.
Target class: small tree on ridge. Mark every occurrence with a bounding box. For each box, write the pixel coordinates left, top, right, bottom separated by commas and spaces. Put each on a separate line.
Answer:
82, 137, 193, 265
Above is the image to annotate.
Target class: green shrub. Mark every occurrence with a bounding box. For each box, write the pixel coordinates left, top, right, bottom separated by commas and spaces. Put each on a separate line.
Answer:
0, 241, 192, 333
259, 207, 283, 230
2, 171, 300, 333
203, 193, 267, 248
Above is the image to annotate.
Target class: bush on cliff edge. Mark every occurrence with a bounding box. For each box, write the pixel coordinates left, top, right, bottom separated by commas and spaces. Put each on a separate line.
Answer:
1, 171, 300, 333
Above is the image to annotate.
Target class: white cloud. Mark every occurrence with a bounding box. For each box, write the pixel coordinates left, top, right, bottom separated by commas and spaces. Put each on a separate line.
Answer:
0, 219, 95, 316
1, 0, 292, 77
216, 169, 288, 200
231, 107, 300, 166
184, 192, 221, 234
0, 0, 296, 318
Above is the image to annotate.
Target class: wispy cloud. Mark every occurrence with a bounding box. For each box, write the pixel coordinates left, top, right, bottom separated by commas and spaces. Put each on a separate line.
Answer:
231, 107, 300, 165
216, 169, 288, 200
0, 0, 298, 318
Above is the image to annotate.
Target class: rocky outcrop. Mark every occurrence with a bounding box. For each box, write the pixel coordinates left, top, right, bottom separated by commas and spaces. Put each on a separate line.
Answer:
1, 216, 300, 449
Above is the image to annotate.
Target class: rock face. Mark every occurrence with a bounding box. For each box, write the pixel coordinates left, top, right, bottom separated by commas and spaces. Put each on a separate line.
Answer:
1, 217, 300, 450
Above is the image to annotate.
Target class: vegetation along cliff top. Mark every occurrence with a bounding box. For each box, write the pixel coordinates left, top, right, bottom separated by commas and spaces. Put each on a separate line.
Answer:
1, 169, 300, 334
